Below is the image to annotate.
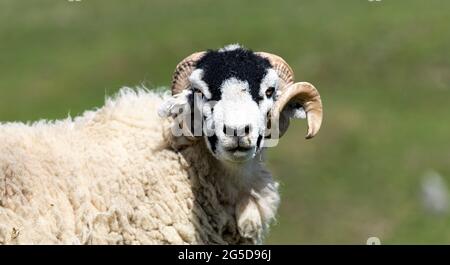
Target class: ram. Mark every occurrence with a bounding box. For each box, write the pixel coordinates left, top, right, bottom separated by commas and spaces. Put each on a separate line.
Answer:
0, 44, 322, 244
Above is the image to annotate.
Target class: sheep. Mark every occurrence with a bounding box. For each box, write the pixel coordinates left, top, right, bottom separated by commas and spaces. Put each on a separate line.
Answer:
0, 44, 323, 244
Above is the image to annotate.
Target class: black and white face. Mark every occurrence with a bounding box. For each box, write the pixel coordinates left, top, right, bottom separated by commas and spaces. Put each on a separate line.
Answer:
161, 45, 322, 164
186, 45, 280, 163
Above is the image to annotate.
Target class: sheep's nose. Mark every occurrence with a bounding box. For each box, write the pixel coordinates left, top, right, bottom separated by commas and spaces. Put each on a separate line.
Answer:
223, 124, 252, 137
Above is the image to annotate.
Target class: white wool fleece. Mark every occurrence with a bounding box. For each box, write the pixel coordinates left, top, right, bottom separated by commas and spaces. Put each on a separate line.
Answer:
0, 87, 279, 245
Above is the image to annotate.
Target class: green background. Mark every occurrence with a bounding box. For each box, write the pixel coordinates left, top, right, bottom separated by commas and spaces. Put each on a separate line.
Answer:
1, 0, 449, 244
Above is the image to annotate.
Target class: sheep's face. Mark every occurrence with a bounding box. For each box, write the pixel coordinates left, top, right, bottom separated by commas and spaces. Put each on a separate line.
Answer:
160, 44, 323, 164
189, 45, 278, 163
161, 45, 280, 163
188, 52, 280, 163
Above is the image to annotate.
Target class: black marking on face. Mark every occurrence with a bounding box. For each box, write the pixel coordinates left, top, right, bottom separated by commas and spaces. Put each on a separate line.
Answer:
256, 135, 263, 150
184, 91, 206, 136
207, 135, 218, 153
196, 47, 272, 102
186, 91, 196, 134
187, 90, 195, 107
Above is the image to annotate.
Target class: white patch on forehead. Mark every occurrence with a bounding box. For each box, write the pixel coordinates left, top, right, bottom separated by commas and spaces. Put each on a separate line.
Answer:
259, 69, 279, 97
216, 78, 262, 133
189, 69, 212, 99
220, 78, 251, 101
219, 44, 242, 52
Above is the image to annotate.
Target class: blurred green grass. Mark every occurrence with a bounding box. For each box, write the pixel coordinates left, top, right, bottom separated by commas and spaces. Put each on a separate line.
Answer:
1, 0, 449, 244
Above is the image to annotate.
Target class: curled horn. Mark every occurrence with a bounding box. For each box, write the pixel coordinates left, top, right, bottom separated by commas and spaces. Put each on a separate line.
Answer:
256, 52, 323, 139
168, 52, 206, 140
171, 52, 206, 95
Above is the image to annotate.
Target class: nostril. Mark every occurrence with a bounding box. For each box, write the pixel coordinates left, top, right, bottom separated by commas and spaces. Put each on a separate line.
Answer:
244, 125, 251, 135
224, 124, 251, 137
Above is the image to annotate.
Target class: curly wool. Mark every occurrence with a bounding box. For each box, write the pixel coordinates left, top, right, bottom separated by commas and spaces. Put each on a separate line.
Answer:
0, 88, 279, 244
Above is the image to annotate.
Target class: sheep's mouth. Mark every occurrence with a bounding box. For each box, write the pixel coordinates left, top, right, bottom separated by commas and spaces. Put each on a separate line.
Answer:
224, 146, 253, 153
222, 145, 255, 162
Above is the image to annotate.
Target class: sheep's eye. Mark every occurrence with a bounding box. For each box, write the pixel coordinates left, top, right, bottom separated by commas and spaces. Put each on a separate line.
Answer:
265, 86, 275, 97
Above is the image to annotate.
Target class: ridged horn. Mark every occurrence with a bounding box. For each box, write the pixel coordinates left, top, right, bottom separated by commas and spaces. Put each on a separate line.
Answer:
171, 52, 206, 95
257, 52, 323, 139
272, 82, 323, 139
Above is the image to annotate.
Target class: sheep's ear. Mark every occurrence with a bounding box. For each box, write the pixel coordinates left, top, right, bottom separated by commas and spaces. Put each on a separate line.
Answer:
158, 90, 201, 140
273, 103, 306, 140
158, 90, 191, 118
281, 102, 306, 120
